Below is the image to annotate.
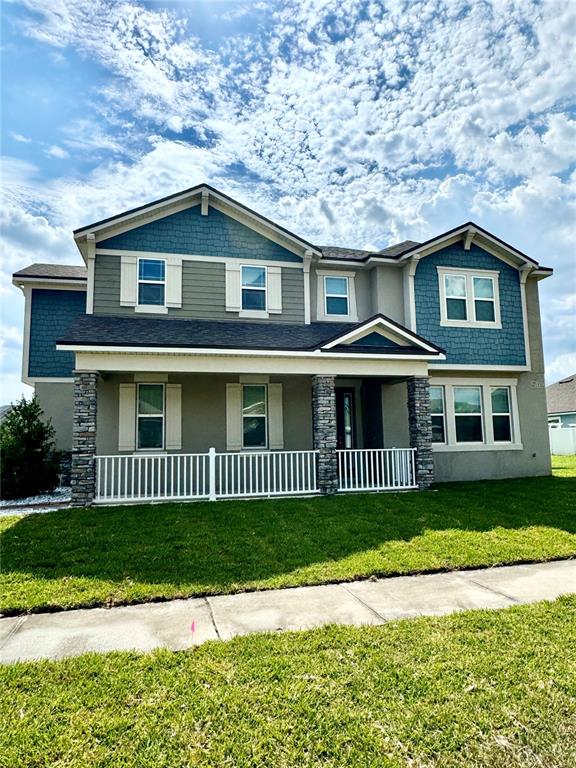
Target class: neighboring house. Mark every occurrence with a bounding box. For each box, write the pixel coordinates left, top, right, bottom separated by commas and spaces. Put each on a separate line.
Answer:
12, 184, 553, 506
547, 374, 576, 427
0, 405, 12, 424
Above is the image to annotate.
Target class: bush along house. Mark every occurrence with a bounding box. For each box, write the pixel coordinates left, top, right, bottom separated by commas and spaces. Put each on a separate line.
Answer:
12, 184, 553, 506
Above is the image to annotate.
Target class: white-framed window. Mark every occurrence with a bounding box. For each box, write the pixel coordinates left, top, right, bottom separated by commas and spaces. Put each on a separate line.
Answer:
325, 276, 349, 316
437, 267, 501, 328
242, 384, 267, 449
453, 386, 484, 443
430, 379, 522, 451
491, 386, 513, 442
138, 258, 166, 307
241, 265, 267, 312
137, 383, 165, 450
429, 385, 446, 444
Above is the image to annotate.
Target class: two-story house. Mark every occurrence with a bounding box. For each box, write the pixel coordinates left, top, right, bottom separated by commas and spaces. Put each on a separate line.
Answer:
13, 184, 553, 505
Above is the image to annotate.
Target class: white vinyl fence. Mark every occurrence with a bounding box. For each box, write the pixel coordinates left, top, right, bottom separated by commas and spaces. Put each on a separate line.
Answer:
337, 448, 417, 492
549, 426, 576, 456
95, 446, 419, 504
95, 449, 319, 503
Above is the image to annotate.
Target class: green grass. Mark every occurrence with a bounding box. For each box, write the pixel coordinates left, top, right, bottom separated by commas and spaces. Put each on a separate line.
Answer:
1, 456, 575, 615
1, 597, 575, 767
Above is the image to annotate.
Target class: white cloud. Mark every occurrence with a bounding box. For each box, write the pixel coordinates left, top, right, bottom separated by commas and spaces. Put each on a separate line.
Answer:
3, 0, 575, 381
546, 353, 576, 385
45, 145, 69, 159
10, 132, 31, 143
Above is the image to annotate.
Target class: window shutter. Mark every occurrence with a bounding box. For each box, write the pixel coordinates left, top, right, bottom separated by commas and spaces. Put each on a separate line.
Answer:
120, 255, 137, 306
226, 383, 242, 451
268, 267, 282, 314
165, 383, 182, 450
268, 383, 284, 449
118, 384, 136, 451
166, 257, 182, 308
225, 263, 241, 312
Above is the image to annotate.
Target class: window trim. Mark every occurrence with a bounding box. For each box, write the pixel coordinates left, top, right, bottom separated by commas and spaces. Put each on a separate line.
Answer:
437, 267, 501, 329
316, 270, 358, 322
431, 378, 522, 452
136, 382, 165, 452
241, 383, 268, 450
491, 386, 514, 443
137, 257, 167, 313
429, 385, 447, 445
240, 264, 268, 317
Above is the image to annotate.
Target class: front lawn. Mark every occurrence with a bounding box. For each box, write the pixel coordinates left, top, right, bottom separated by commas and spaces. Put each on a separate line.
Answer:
1, 456, 575, 615
2, 597, 575, 767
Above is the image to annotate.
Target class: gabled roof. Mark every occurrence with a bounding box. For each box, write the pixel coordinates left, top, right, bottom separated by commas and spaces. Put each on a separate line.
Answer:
547, 374, 576, 415
57, 313, 444, 359
73, 183, 321, 259
13, 263, 87, 281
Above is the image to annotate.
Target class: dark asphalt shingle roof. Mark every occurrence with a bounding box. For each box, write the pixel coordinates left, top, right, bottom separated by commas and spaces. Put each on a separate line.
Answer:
320, 239, 421, 262
13, 263, 88, 281
546, 375, 576, 415
57, 314, 442, 355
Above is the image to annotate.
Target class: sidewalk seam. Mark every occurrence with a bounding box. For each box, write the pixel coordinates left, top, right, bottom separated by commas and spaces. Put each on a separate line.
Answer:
459, 575, 520, 604
204, 597, 221, 640
0, 616, 28, 651
339, 584, 388, 623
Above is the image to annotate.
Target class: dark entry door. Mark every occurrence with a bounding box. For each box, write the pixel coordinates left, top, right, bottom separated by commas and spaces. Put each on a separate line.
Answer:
336, 389, 356, 449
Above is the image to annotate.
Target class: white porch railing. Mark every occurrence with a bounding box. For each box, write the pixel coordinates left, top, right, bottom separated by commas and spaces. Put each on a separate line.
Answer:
95, 449, 318, 504
337, 448, 417, 492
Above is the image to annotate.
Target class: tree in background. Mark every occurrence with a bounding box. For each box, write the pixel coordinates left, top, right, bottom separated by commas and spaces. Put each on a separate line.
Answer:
0, 396, 61, 500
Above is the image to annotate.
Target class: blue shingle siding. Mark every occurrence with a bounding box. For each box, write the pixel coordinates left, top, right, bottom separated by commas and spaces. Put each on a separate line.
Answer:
350, 331, 402, 348
98, 206, 302, 263
28, 289, 86, 378
414, 243, 526, 366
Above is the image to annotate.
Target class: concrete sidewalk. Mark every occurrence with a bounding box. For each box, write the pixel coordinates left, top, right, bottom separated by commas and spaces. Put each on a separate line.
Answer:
1, 560, 574, 664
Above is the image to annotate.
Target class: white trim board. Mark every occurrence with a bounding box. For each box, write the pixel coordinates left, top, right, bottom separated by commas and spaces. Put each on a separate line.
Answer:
322, 315, 441, 354
96, 249, 304, 270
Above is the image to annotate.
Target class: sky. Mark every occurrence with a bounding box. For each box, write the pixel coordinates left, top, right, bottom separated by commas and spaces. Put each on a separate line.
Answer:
1, 0, 575, 404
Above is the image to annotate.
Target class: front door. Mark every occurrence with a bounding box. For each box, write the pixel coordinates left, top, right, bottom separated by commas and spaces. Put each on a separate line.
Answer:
336, 389, 356, 449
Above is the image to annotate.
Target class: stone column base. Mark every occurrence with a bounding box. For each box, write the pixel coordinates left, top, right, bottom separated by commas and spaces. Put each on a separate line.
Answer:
312, 375, 339, 495
407, 376, 435, 490
71, 371, 98, 506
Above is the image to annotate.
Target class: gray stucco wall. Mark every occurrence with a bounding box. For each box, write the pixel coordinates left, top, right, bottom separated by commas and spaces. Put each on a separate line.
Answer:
35, 381, 75, 451
96, 374, 313, 455
371, 266, 405, 323
93, 255, 305, 324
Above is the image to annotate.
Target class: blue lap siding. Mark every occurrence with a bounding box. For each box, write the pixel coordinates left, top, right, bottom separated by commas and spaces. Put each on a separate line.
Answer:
414, 243, 526, 366
98, 206, 302, 263
28, 289, 86, 378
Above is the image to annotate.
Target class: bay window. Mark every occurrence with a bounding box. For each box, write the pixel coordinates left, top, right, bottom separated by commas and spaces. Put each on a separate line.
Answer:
429, 385, 446, 443
453, 386, 483, 443
491, 386, 512, 442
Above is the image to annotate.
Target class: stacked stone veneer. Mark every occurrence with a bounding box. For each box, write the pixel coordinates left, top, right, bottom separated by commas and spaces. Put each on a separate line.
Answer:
71, 371, 98, 506
407, 376, 434, 489
312, 375, 338, 495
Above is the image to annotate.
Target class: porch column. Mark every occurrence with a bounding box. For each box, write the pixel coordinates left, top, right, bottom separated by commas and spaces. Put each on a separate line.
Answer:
312, 375, 338, 495
71, 370, 98, 506
407, 376, 434, 490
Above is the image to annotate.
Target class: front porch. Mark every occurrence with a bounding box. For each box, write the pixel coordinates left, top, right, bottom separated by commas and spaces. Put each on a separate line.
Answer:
71, 370, 433, 505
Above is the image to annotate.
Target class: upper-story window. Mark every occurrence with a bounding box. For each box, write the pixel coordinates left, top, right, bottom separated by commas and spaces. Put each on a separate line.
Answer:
325, 276, 349, 316
241, 266, 267, 312
437, 267, 501, 329
138, 259, 166, 306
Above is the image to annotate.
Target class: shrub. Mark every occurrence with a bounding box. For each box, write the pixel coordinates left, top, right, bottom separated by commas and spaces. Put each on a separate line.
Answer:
0, 396, 62, 500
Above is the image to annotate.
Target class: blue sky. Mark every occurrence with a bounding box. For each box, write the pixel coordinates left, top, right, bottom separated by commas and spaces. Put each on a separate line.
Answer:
1, 0, 575, 403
